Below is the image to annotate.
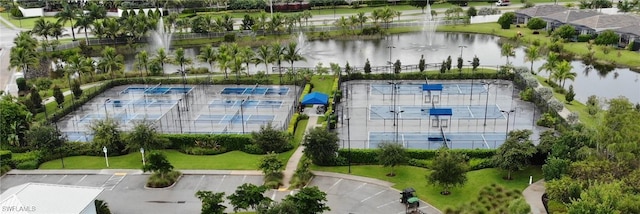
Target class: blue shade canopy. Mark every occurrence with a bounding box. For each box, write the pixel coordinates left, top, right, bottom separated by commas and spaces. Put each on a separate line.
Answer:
301, 92, 329, 105
429, 108, 453, 116
422, 84, 443, 91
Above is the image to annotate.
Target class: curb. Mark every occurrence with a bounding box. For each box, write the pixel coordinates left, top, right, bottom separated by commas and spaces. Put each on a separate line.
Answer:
311, 171, 394, 187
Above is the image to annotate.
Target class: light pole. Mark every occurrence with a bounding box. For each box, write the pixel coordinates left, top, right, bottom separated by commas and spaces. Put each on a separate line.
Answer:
467, 60, 474, 102
140, 148, 146, 166
387, 45, 395, 74
501, 109, 515, 140
389, 110, 405, 144
481, 80, 498, 126
387, 81, 401, 126
346, 116, 351, 174
102, 146, 109, 168
240, 99, 246, 134
177, 99, 183, 133
458, 45, 467, 58
179, 69, 189, 112
269, 0, 273, 19
103, 99, 111, 119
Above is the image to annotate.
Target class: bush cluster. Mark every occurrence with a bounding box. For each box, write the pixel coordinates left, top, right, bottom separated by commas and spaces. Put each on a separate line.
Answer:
346, 71, 512, 81
339, 149, 496, 164
146, 171, 182, 188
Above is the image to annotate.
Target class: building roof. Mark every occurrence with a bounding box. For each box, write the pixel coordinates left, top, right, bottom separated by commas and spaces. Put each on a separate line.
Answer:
570, 14, 640, 31
542, 10, 602, 23
612, 24, 640, 37
0, 183, 103, 214
516, 5, 569, 17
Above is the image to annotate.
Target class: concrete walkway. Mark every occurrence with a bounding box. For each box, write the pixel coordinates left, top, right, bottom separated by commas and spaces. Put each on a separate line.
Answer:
280, 113, 320, 189
523, 179, 547, 214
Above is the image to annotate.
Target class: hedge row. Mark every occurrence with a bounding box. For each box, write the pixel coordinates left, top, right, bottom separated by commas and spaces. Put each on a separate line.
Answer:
160, 134, 253, 151
0, 150, 12, 165
298, 84, 312, 103
343, 71, 513, 81
287, 113, 300, 135
338, 148, 496, 164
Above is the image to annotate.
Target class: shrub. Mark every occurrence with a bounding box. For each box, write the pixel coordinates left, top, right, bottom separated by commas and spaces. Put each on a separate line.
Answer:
552, 25, 576, 40
339, 149, 495, 164
11, 150, 40, 167
10, 7, 23, 17
537, 87, 553, 101
408, 158, 431, 168
242, 144, 264, 154
161, 134, 253, 151
16, 160, 39, 169
0, 165, 11, 176
469, 158, 494, 170
497, 12, 516, 29
224, 34, 236, 42
547, 98, 564, 112
594, 30, 619, 46
180, 146, 227, 155
526, 18, 546, 30
519, 88, 534, 101
577, 34, 592, 42
478, 7, 501, 16
536, 113, 557, 128
0, 150, 12, 165
16, 78, 28, 91
361, 26, 382, 35
146, 171, 182, 188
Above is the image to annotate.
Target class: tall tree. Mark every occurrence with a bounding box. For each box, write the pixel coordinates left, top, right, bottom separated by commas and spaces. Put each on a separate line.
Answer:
492, 130, 537, 180
472, 55, 480, 71
524, 46, 540, 73
135, 50, 150, 76
198, 45, 218, 73
284, 186, 330, 214
501, 42, 515, 64
99, 47, 124, 79
227, 184, 271, 212
271, 43, 286, 84
9, 47, 37, 79
428, 149, 468, 195
216, 44, 231, 79
254, 45, 272, 74
55, 3, 78, 40
539, 52, 560, 82
125, 122, 169, 152
196, 191, 226, 214
172, 48, 192, 74
284, 42, 306, 81
303, 127, 339, 166
143, 151, 174, 179
154, 48, 170, 74
90, 118, 125, 155
240, 47, 255, 76
52, 85, 64, 107
418, 54, 426, 72
378, 142, 407, 176
75, 13, 94, 44
552, 60, 576, 88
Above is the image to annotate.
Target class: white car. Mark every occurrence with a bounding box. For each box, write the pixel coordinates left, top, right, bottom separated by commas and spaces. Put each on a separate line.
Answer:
496, 0, 511, 6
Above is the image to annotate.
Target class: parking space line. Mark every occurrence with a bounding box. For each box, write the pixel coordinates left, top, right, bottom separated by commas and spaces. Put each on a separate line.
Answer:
41, 175, 47, 179
326, 178, 343, 192
102, 174, 126, 190
194, 175, 205, 190
360, 190, 386, 203
376, 200, 397, 209
241, 175, 246, 183
56, 175, 68, 183
215, 175, 226, 191
76, 175, 87, 185
271, 191, 277, 200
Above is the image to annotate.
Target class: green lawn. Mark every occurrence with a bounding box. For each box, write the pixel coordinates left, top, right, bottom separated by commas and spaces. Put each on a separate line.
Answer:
310, 76, 335, 95
535, 76, 601, 127
311, 165, 543, 210
438, 23, 640, 69
0, 12, 73, 29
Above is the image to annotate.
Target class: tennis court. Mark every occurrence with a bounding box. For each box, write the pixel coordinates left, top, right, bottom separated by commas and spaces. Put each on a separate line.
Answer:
369, 105, 504, 120
78, 113, 163, 125
221, 87, 289, 95
369, 132, 506, 149
195, 114, 275, 124
208, 100, 283, 108
370, 83, 486, 95
108, 99, 177, 108
120, 86, 192, 94
63, 131, 93, 142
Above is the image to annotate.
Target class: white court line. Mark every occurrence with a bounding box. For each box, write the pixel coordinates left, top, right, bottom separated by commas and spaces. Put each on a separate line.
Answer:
56, 175, 68, 183
360, 190, 386, 203
75, 175, 87, 185
214, 175, 226, 191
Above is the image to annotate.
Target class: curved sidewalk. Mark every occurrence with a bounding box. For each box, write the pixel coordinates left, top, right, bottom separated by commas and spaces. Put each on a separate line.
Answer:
523, 179, 547, 214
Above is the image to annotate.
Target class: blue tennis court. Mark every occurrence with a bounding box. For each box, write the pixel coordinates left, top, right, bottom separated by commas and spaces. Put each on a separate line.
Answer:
369, 132, 506, 149
108, 99, 177, 108
221, 87, 289, 95
120, 87, 192, 94
209, 100, 283, 108
370, 105, 504, 120
195, 114, 275, 124
64, 131, 93, 142
370, 83, 486, 95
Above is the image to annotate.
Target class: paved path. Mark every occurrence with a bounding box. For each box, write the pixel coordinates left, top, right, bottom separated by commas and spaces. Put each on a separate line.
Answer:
523, 179, 547, 214
280, 113, 319, 189
0, 14, 20, 95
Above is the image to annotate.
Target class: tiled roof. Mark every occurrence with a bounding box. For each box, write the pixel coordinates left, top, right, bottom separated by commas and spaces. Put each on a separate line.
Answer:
542, 10, 602, 23
516, 5, 569, 17
570, 14, 640, 31
613, 24, 640, 37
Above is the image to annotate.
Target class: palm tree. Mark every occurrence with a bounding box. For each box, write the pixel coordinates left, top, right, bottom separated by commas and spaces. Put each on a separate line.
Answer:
48, 22, 65, 41
55, 3, 78, 40
302, 10, 313, 27
87, 2, 106, 20
240, 47, 255, 76
500, 42, 515, 64
524, 46, 540, 73
284, 42, 306, 83
135, 50, 150, 77
216, 44, 231, 79
92, 20, 106, 43
74, 13, 94, 45
81, 57, 96, 81
198, 45, 217, 74
255, 11, 268, 35
271, 43, 286, 84
32, 18, 52, 43
552, 60, 576, 88
13, 32, 38, 51
356, 11, 368, 29
173, 48, 192, 74
154, 48, 170, 74
9, 47, 37, 79
269, 13, 284, 34
66, 53, 84, 83
228, 44, 244, 81
539, 52, 559, 82
335, 16, 350, 35
254, 45, 272, 74
104, 18, 121, 44
99, 47, 124, 79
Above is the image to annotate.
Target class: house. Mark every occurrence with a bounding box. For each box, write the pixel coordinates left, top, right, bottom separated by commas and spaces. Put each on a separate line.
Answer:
514, 5, 568, 24
0, 183, 104, 214
568, 14, 640, 35
612, 24, 640, 50
541, 10, 602, 30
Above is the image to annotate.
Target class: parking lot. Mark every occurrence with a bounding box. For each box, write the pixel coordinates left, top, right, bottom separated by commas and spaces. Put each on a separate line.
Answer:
0, 171, 439, 214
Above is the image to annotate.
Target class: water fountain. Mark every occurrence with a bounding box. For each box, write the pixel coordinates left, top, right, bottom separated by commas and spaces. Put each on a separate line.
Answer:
423, 3, 440, 47
149, 17, 172, 52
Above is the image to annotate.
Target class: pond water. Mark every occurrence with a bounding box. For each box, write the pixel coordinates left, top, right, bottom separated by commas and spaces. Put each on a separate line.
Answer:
123, 32, 640, 104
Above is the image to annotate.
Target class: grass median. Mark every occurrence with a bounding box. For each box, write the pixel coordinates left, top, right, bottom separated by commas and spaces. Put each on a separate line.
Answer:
311, 165, 542, 210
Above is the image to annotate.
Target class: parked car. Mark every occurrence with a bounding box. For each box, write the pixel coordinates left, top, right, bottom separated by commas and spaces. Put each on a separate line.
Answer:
496, 0, 510, 6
